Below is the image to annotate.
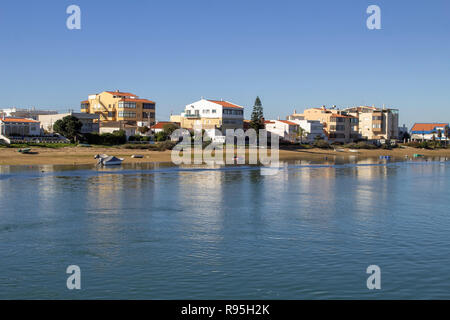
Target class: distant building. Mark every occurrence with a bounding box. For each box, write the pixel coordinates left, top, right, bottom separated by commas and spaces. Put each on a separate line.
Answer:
264, 120, 299, 143
1, 107, 57, 120
80, 90, 156, 126
286, 110, 305, 121
175, 98, 244, 132
38, 112, 100, 134
150, 121, 179, 134
344, 106, 399, 141
301, 106, 359, 143
410, 123, 449, 141
99, 122, 137, 139
169, 114, 182, 123
0, 117, 41, 137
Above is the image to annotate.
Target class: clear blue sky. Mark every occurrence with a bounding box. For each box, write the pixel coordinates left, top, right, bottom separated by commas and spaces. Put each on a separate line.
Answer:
0, 0, 449, 127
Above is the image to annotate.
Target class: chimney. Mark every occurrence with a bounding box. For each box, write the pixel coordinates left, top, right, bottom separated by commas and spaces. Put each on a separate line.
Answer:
294, 109, 297, 114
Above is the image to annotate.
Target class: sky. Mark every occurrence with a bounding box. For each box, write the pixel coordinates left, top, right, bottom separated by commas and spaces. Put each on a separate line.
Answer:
0, 0, 449, 127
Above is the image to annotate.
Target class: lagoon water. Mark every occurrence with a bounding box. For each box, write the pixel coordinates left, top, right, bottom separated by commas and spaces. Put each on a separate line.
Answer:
1, 158, 450, 299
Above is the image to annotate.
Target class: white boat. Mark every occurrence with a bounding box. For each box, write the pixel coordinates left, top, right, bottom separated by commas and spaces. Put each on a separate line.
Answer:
94, 154, 124, 166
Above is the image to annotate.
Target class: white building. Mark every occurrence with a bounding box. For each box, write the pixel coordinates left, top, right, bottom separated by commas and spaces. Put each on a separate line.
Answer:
290, 119, 326, 142
179, 98, 244, 133
1, 107, 58, 120
0, 117, 41, 137
264, 120, 299, 143
39, 112, 100, 134
410, 123, 449, 141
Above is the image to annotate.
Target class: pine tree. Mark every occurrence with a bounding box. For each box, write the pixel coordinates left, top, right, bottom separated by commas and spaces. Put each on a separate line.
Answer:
250, 96, 264, 132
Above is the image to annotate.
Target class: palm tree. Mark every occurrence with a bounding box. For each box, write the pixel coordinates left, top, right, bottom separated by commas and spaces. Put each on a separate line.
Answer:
295, 127, 306, 144
445, 126, 449, 147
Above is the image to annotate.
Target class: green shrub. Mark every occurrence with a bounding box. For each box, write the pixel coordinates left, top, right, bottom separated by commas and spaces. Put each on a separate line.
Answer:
313, 139, 331, 149
83, 130, 127, 145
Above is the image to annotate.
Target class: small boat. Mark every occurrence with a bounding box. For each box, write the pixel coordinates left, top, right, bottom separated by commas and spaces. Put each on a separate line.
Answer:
413, 154, 424, 158
131, 155, 144, 159
18, 148, 31, 154
379, 155, 391, 160
334, 148, 345, 152
349, 149, 359, 153
94, 154, 124, 166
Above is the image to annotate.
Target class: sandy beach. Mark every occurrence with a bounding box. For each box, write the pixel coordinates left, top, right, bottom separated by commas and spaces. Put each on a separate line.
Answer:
1, 145, 449, 166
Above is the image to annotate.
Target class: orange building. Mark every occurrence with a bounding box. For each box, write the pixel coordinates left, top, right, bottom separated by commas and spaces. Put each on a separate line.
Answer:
80, 90, 156, 126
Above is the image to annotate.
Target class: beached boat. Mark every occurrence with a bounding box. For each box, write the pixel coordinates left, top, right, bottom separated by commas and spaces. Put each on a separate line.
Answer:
131, 155, 144, 159
334, 148, 345, 152
94, 154, 124, 166
349, 149, 359, 153
18, 148, 31, 154
413, 154, 424, 158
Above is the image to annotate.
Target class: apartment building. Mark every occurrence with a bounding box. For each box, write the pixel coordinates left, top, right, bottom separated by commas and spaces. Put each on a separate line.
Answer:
410, 123, 449, 141
302, 106, 359, 143
177, 98, 244, 132
344, 106, 399, 141
39, 112, 100, 134
80, 90, 156, 126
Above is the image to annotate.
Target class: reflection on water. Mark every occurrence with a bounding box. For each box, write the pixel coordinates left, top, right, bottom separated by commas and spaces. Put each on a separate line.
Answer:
0, 157, 450, 299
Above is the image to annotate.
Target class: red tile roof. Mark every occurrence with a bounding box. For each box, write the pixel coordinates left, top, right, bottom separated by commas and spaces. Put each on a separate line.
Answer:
411, 123, 448, 132
1, 117, 39, 123
331, 114, 355, 118
207, 100, 243, 109
120, 98, 156, 104
81, 100, 89, 104
105, 91, 138, 97
278, 120, 298, 126
151, 121, 178, 129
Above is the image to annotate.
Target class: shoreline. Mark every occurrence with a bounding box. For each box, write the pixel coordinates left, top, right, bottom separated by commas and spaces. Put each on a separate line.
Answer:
1, 146, 450, 166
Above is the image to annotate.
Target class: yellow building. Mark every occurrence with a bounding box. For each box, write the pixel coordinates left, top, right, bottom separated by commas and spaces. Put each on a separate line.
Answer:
344, 106, 399, 141
301, 106, 359, 143
80, 90, 156, 126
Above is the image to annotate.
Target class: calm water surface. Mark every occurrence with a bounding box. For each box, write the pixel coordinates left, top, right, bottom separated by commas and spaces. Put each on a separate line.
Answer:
1, 157, 450, 299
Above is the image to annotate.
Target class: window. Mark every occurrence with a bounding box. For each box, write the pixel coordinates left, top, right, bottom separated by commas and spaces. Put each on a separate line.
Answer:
143, 103, 155, 110
118, 102, 137, 109
118, 111, 136, 118
212, 109, 216, 114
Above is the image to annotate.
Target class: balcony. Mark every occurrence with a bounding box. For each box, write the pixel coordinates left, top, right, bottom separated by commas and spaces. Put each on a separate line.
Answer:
182, 113, 200, 118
